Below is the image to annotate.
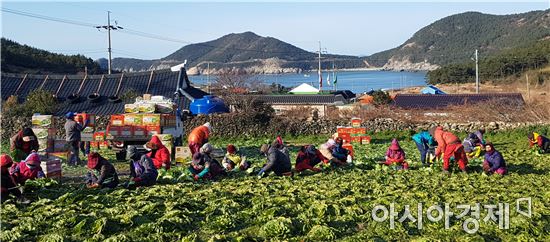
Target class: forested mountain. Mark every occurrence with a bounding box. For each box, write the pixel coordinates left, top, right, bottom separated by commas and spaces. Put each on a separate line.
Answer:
111, 32, 367, 74
427, 39, 550, 84
1, 38, 103, 74
365, 10, 550, 71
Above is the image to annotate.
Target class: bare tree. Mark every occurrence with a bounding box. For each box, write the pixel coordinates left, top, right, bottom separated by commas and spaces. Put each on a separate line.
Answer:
210, 69, 272, 113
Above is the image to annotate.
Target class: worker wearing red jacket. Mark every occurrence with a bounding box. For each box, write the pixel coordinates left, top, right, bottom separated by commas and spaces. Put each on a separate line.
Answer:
145, 136, 171, 170
431, 126, 468, 173
187, 122, 212, 155
295, 145, 325, 172
10, 152, 45, 185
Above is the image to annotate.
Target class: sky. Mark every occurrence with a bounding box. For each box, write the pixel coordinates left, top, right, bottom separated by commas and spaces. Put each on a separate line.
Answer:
1, 1, 549, 61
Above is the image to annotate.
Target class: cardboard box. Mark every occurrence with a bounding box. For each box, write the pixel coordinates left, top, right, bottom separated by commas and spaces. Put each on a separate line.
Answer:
146, 125, 161, 136
99, 141, 109, 150
125, 104, 139, 113
351, 118, 362, 128
139, 103, 156, 113
106, 126, 121, 139
37, 138, 54, 152
76, 113, 96, 127
164, 144, 174, 156
82, 126, 95, 133
361, 136, 372, 145
110, 115, 125, 126
338, 133, 351, 141
124, 114, 143, 126
351, 136, 362, 143
343, 143, 354, 157
45, 170, 62, 178
142, 114, 161, 126
175, 146, 191, 164
350, 127, 366, 135
134, 126, 147, 136
53, 140, 68, 152
47, 152, 69, 162
32, 128, 56, 139
93, 132, 105, 141
156, 103, 175, 114
81, 132, 93, 142
89, 141, 99, 149
120, 126, 134, 137
32, 115, 54, 128
161, 114, 177, 126
41, 159, 62, 174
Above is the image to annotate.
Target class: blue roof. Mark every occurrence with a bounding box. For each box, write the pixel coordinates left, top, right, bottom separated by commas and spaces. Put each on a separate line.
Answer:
421, 85, 446, 95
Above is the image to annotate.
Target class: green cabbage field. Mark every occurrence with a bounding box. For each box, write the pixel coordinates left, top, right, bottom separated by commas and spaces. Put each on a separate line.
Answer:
1, 127, 549, 241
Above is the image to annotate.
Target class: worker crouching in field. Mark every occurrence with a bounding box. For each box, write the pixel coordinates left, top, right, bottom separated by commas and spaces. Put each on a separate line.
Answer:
188, 122, 212, 155
222, 144, 249, 172
319, 139, 345, 166
295, 145, 325, 172
463, 133, 483, 158
384, 139, 409, 170
10, 127, 39, 162
189, 143, 226, 181
332, 137, 351, 165
483, 142, 507, 175
432, 126, 468, 173
528, 132, 550, 154
412, 130, 436, 167
1, 154, 29, 204
258, 143, 292, 178
127, 146, 158, 187
10, 152, 45, 185
145, 136, 171, 170
86, 152, 119, 189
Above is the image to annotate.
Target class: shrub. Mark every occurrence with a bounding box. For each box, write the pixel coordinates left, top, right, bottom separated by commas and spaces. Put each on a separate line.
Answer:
371, 91, 392, 106
24, 89, 58, 115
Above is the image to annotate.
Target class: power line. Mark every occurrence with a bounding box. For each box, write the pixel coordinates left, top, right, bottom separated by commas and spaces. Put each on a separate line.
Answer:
1, 7, 99, 28
2, 7, 426, 62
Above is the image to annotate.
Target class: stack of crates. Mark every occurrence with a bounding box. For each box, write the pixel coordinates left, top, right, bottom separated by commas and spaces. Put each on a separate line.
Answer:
336, 117, 372, 145
31, 114, 56, 153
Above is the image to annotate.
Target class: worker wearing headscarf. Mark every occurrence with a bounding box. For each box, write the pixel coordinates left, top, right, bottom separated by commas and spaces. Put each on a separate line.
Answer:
384, 139, 409, 170
483, 142, 507, 175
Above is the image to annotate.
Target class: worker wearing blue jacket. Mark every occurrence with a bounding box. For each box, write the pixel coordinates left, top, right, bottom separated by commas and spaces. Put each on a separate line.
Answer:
412, 130, 437, 166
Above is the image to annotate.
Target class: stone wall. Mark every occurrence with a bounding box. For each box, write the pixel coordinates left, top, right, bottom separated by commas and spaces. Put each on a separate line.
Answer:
1, 113, 547, 141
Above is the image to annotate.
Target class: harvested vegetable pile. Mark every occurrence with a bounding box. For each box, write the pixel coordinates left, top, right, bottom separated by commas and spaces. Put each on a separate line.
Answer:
1, 127, 549, 241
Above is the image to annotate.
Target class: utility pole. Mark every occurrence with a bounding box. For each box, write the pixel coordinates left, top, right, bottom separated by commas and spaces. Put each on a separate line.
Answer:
316, 41, 327, 92
96, 11, 123, 74
475, 49, 479, 94
207, 62, 210, 93
318, 41, 322, 92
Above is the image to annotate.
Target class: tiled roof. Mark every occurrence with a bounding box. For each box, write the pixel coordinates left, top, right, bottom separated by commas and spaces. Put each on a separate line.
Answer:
1, 69, 208, 115
251, 94, 350, 105
393, 93, 524, 109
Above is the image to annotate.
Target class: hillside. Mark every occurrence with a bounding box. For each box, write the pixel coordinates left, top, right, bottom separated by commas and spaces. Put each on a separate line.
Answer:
427, 39, 550, 84
111, 32, 367, 74
0, 38, 103, 74
365, 10, 550, 71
